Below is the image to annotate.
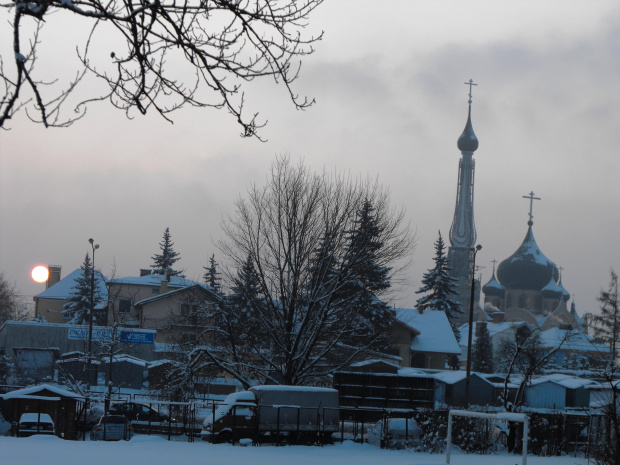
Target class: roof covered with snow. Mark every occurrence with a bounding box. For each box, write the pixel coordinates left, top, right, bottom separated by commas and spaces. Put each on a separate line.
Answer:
539, 328, 608, 353
1, 383, 84, 399
395, 308, 460, 354
34, 268, 108, 301
458, 321, 531, 348
108, 274, 201, 289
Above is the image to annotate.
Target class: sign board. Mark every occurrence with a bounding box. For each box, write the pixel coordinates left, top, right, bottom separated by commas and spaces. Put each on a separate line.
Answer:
68, 328, 154, 344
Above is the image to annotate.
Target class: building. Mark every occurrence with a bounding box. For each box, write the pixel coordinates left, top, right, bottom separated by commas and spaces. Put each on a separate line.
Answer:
107, 269, 220, 343
33, 267, 108, 325
446, 81, 483, 324
393, 308, 461, 369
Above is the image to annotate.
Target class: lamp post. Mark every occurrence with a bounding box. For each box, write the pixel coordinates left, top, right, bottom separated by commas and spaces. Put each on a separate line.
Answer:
87, 238, 99, 391
465, 244, 482, 407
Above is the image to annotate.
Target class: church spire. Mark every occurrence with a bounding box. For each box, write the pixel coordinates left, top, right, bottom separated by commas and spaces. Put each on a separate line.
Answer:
449, 80, 479, 250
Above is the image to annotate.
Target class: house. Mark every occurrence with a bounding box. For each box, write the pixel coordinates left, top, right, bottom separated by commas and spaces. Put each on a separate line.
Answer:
100, 354, 148, 389
0, 384, 85, 439
522, 374, 599, 410
433, 371, 518, 407
33, 267, 108, 325
393, 308, 461, 369
106, 270, 220, 342
538, 328, 608, 368
458, 317, 533, 369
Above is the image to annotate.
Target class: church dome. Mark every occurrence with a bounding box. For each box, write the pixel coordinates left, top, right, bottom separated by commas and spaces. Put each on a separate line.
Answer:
457, 106, 479, 153
558, 278, 571, 302
483, 269, 505, 297
496, 225, 559, 291
541, 276, 563, 300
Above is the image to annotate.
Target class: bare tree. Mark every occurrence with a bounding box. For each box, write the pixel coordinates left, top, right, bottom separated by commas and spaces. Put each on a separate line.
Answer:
190, 156, 415, 387
589, 269, 620, 465
1, 0, 324, 136
0, 272, 28, 325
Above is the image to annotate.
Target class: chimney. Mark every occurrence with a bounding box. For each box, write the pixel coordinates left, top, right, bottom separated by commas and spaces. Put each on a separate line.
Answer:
492, 312, 505, 324
140, 268, 152, 277
475, 321, 487, 337
418, 307, 423, 315
46, 265, 62, 289
160, 280, 168, 294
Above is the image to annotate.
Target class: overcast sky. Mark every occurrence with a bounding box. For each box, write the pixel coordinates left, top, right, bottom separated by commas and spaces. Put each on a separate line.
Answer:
1, 1, 619, 317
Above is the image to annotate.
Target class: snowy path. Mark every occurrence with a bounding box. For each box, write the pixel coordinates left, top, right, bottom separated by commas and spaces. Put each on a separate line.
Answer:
0, 435, 588, 465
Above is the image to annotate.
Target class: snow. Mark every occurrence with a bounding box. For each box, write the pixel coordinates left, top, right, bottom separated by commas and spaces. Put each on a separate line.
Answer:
1, 383, 84, 400
0, 435, 588, 465
395, 309, 461, 354
34, 268, 108, 301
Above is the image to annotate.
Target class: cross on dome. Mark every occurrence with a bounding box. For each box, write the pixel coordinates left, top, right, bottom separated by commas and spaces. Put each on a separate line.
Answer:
522, 191, 541, 225
464, 79, 478, 104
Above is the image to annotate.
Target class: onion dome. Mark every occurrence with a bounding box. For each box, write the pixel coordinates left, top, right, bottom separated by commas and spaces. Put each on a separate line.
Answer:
541, 276, 563, 300
557, 278, 571, 302
483, 267, 505, 297
496, 225, 559, 291
457, 105, 479, 153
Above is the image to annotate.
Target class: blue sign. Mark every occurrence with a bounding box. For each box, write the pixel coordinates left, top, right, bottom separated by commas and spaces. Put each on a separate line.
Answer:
68, 328, 154, 344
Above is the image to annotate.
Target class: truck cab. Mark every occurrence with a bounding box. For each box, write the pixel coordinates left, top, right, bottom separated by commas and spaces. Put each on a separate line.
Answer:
201, 391, 256, 443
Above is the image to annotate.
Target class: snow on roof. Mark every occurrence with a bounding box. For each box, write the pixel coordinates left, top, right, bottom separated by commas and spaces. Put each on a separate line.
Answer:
34, 268, 108, 301
395, 308, 460, 354
108, 274, 201, 289
458, 321, 531, 348
1, 383, 84, 399
432, 370, 467, 384
108, 354, 148, 366
134, 283, 217, 307
350, 359, 401, 369
539, 328, 608, 353
529, 373, 599, 390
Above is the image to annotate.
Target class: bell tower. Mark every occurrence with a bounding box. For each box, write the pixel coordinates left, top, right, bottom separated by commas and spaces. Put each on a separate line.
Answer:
447, 80, 481, 319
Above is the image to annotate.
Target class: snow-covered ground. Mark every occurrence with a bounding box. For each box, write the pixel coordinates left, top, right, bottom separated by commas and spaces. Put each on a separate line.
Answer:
0, 435, 588, 465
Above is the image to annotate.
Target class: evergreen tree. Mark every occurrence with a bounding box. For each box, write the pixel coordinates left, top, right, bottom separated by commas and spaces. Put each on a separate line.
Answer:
203, 254, 222, 294
338, 199, 393, 349
151, 227, 182, 276
64, 253, 102, 325
229, 254, 261, 309
415, 231, 462, 341
472, 322, 494, 373
591, 269, 620, 372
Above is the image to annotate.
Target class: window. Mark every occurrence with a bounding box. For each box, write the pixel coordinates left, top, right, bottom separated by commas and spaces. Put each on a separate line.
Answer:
119, 299, 131, 314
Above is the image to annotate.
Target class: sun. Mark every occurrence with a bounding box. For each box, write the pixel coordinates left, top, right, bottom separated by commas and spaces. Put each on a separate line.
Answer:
31, 265, 49, 283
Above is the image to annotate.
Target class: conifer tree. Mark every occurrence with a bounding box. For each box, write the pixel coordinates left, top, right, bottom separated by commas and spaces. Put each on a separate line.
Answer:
64, 253, 102, 325
472, 322, 494, 373
338, 199, 393, 349
203, 254, 222, 294
151, 227, 182, 276
415, 231, 462, 341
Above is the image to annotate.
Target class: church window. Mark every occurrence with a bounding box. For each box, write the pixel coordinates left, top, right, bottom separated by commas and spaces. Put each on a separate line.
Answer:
506, 295, 512, 308
518, 294, 527, 309
535, 296, 543, 313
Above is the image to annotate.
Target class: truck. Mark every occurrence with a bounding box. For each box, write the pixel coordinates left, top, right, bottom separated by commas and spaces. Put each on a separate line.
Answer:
201, 385, 340, 445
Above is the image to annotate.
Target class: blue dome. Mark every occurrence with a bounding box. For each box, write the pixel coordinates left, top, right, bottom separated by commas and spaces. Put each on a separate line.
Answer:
483, 270, 505, 297
496, 225, 559, 291
457, 106, 479, 153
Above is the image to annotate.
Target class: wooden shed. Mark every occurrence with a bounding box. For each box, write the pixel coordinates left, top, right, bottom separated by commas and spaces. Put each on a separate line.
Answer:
524, 374, 595, 410
433, 372, 517, 407
0, 384, 85, 440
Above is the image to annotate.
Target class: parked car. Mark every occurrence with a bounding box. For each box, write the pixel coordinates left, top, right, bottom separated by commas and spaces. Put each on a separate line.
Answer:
90, 415, 132, 441
366, 418, 422, 449
109, 402, 174, 423
18, 413, 55, 437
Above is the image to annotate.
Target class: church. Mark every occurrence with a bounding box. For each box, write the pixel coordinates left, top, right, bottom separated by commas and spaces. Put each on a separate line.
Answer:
445, 81, 580, 333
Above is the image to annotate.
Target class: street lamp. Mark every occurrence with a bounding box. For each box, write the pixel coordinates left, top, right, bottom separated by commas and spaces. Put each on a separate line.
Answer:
87, 238, 99, 391
465, 244, 482, 407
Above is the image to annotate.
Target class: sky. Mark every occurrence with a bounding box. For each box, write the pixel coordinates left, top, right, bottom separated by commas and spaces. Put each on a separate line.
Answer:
1, 1, 619, 317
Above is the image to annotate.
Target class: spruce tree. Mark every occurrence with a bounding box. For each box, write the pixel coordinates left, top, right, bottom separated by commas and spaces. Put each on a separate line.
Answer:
339, 199, 393, 349
415, 231, 462, 341
64, 253, 102, 325
472, 322, 494, 373
151, 227, 181, 276
203, 254, 222, 294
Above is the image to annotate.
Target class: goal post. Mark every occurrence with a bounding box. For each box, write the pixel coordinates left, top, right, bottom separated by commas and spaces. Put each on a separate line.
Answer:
446, 409, 529, 465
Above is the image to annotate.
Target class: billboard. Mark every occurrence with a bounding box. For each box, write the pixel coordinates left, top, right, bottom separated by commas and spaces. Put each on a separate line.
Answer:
68, 328, 154, 344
